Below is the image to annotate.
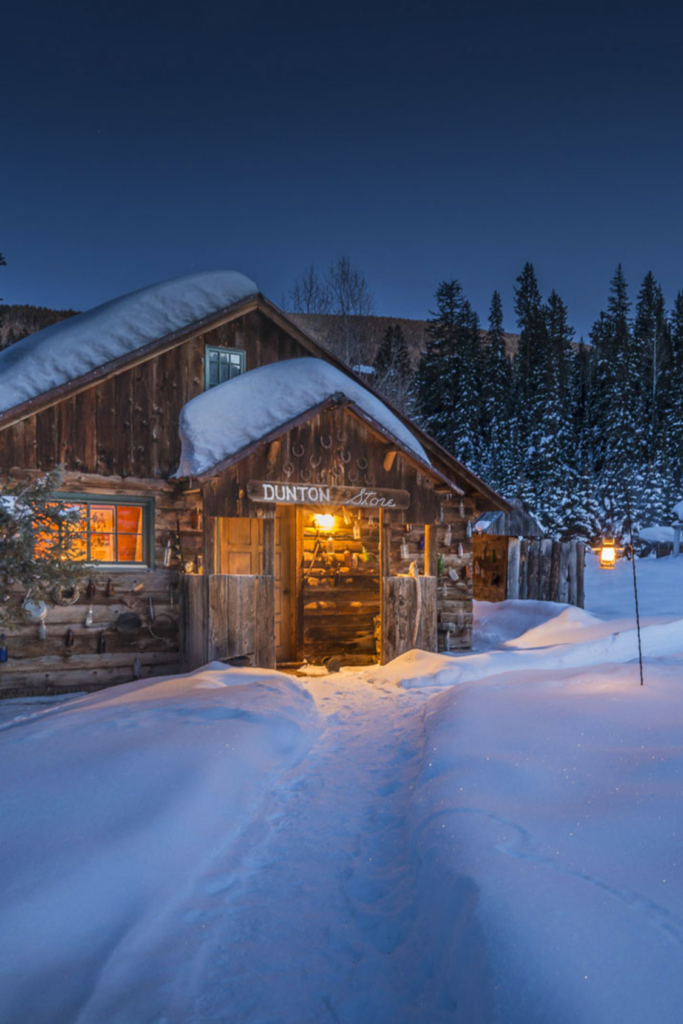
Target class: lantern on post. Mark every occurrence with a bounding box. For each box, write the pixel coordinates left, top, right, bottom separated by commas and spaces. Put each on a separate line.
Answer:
599, 537, 617, 569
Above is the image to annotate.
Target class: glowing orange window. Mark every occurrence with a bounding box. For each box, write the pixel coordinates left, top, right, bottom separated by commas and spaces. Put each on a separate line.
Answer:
34, 499, 150, 565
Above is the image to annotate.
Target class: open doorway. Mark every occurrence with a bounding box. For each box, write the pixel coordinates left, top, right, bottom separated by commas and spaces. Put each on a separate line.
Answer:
298, 507, 381, 667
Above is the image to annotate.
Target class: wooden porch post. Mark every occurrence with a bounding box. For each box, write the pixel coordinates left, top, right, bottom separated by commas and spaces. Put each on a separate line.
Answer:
262, 516, 275, 576
203, 515, 217, 574
424, 523, 438, 578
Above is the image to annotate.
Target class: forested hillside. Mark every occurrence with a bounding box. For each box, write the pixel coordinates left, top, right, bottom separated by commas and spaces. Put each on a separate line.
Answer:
411, 264, 683, 540
0, 304, 79, 349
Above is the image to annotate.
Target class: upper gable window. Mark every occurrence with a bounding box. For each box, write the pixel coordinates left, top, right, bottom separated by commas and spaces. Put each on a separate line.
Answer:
205, 346, 246, 390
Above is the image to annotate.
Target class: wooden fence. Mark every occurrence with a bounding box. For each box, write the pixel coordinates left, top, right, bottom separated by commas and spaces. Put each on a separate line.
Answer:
506, 538, 585, 607
182, 574, 275, 670
382, 575, 437, 663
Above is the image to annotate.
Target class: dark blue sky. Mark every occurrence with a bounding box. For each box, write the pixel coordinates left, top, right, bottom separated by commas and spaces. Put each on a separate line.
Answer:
3, 1, 683, 338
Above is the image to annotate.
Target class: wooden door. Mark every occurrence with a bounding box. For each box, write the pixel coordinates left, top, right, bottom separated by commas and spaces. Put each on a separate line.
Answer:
216, 514, 295, 664
217, 518, 262, 575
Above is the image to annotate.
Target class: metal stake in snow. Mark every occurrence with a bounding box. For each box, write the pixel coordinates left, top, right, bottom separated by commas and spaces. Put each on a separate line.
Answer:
624, 487, 644, 686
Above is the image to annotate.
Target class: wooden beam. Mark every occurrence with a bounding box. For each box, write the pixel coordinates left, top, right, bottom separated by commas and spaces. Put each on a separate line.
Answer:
425, 524, 438, 578
203, 515, 217, 575
262, 518, 275, 576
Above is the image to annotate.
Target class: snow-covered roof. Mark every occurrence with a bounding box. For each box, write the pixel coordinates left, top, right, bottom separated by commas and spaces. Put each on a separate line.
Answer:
0, 270, 258, 415
639, 526, 675, 544
175, 357, 430, 477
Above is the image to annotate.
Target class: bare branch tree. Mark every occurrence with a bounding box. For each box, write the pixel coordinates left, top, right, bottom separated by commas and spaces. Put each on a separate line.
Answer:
289, 256, 375, 367
289, 265, 332, 315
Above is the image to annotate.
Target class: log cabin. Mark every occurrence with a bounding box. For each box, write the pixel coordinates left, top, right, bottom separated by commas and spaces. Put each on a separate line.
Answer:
0, 270, 510, 695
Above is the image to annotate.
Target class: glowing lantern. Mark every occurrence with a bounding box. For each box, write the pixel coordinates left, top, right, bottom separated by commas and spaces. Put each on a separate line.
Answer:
599, 537, 617, 569
313, 513, 336, 531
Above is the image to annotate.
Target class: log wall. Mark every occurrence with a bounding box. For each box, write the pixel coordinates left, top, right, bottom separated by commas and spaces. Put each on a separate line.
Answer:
477, 535, 586, 607
0, 473, 200, 696
383, 497, 475, 653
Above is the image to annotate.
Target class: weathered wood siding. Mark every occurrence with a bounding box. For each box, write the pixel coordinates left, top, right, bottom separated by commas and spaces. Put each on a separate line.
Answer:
381, 498, 475, 653
203, 404, 442, 526
0, 473, 201, 696
182, 574, 275, 670
382, 575, 437, 663
501, 537, 585, 607
0, 310, 313, 479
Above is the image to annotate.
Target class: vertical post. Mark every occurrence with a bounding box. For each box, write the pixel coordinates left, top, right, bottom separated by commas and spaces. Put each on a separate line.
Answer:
379, 510, 392, 665
425, 523, 438, 578
262, 516, 275, 576
203, 515, 217, 575
625, 487, 644, 687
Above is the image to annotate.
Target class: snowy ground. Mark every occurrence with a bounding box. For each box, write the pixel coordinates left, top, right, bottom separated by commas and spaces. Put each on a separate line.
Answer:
1, 553, 682, 1022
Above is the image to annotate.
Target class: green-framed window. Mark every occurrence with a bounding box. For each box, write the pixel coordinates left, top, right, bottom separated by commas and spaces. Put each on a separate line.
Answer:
204, 346, 246, 389
36, 495, 155, 568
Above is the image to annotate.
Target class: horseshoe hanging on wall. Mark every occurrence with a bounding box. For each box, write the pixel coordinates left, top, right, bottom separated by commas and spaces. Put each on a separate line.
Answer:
320, 434, 333, 449
283, 462, 294, 477
348, 467, 359, 483
336, 431, 345, 443
317, 469, 328, 483
356, 457, 368, 470
301, 467, 312, 482
338, 449, 351, 464
364, 475, 375, 486
266, 467, 276, 481
292, 443, 305, 458
310, 453, 322, 468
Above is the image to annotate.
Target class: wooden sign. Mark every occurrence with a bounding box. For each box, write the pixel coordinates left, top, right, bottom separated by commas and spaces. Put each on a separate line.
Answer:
247, 481, 411, 510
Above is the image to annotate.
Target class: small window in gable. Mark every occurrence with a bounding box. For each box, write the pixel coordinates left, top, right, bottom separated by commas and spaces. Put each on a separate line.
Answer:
205, 346, 246, 389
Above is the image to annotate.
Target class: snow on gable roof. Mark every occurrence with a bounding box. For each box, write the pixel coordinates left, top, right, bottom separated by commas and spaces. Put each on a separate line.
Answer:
0, 270, 258, 415
175, 357, 430, 477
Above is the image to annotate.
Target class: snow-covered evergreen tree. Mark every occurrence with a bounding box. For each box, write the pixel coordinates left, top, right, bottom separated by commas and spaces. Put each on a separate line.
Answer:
666, 291, 683, 495
479, 291, 515, 493
414, 280, 482, 469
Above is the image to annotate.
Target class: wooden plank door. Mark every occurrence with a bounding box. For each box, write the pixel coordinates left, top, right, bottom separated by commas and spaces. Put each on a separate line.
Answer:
216, 514, 295, 664
217, 517, 262, 575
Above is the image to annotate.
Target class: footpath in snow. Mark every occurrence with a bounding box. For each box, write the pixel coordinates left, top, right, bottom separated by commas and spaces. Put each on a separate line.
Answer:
0, 556, 682, 1022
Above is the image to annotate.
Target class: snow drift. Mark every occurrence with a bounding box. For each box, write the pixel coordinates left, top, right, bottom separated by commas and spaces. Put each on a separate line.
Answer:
0, 664, 319, 1023
0, 270, 258, 414
175, 355, 430, 476
410, 654, 683, 1023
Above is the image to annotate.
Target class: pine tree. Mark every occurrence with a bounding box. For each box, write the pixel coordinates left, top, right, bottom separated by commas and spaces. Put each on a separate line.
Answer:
479, 291, 514, 493
413, 280, 482, 469
633, 271, 670, 463
0, 469, 87, 626
665, 291, 683, 497
531, 290, 576, 534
